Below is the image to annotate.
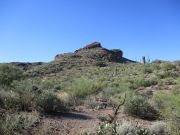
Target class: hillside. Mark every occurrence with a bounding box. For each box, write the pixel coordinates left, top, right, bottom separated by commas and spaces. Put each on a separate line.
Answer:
25, 42, 135, 77
0, 43, 180, 135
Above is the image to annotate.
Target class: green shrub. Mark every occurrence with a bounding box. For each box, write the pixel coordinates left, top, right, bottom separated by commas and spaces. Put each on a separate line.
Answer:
37, 91, 67, 113
98, 122, 151, 135
12, 80, 34, 91
98, 123, 117, 135
143, 78, 158, 87
10, 80, 39, 111
12, 80, 43, 97
174, 61, 180, 67
161, 63, 176, 71
152, 91, 180, 118
143, 65, 153, 74
0, 80, 68, 112
0, 90, 19, 110
116, 122, 136, 135
70, 78, 104, 98
168, 96, 180, 135
124, 95, 159, 120
152, 92, 170, 112
130, 77, 158, 89
150, 121, 169, 135
169, 111, 180, 135
18, 90, 34, 111
79, 131, 90, 135
39, 79, 62, 92
152, 91, 180, 134
33, 122, 59, 135
0, 90, 34, 111
57, 92, 74, 107
117, 122, 151, 135
0, 65, 23, 86
128, 78, 142, 89
152, 63, 161, 70
0, 111, 39, 135
162, 77, 176, 85
156, 70, 177, 79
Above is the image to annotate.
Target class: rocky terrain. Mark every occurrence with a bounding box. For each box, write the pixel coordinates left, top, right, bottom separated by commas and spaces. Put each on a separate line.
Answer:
55, 42, 134, 64
24, 42, 135, 77
0, 43, 180, 135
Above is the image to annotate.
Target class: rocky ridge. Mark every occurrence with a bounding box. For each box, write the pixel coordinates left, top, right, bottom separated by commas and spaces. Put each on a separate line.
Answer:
14, 42, 135, 76
55, 42, 132, 63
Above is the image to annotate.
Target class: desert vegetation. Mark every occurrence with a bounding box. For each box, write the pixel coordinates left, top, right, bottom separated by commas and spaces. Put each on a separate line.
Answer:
0, 45, 180, 135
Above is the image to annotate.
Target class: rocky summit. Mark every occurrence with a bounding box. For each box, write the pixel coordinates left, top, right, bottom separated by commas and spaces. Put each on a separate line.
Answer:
22, 42, 135, 76
55, 42, 133, 64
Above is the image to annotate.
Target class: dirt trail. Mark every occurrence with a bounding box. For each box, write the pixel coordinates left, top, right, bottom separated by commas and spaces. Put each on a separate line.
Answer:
42, 106, 154, 135
42, 85, 177, 135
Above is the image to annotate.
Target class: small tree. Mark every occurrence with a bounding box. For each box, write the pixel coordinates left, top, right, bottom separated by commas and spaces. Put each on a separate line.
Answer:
124, 95, 159, 120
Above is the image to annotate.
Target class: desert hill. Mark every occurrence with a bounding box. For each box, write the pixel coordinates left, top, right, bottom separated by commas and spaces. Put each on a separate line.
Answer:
55, 42, 134, 64
0, 44, 180, 135
22, 42, 135, 76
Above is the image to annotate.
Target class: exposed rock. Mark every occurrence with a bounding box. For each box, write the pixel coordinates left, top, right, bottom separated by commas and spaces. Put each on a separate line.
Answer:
94, 61, 107, 67
111, 49, 123, 58
82, 42, 102, 49
55, 53, 82, 62
55, 42, 134, 64
75, 42, 102, 53
108, 49, 123, 62
74, 44, 123, 62
55, 54, 63, 61
27, 42, 135, 77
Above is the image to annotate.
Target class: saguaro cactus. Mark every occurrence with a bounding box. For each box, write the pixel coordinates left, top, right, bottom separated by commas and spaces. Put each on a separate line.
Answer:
142, 56, 146, 64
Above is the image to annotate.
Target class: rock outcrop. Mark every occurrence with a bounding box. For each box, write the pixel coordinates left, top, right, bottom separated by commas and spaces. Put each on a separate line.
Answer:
27, 42, 135, 77
55, 42, 125, 63
81, 42, 102, 50
55, 54, 64, 61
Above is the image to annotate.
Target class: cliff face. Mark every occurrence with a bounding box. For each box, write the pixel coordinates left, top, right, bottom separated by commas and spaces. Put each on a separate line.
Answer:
55, 42, 124, 63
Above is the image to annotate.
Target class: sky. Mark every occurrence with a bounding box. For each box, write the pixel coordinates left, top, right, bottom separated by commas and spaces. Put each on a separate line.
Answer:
0, 0, 180, 62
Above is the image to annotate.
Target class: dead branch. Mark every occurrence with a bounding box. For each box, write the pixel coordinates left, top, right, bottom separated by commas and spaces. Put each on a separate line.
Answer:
108, 94, 126, 123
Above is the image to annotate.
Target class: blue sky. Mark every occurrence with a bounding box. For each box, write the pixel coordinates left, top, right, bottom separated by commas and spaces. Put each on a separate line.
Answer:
0, 0, 180, 62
